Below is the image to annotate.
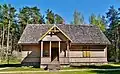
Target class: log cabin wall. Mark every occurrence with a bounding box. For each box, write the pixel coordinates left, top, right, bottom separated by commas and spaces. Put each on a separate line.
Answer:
21, 44, 40, 67
69, 45, 107, 65
21, 44, 108, 67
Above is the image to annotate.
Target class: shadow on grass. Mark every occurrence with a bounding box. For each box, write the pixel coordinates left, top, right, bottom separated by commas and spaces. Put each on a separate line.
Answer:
0, 64, 21, 68
70, 65, 120, 69
70, 65, 120, 74
0, 64, 40, 68
89, 70, 120, 74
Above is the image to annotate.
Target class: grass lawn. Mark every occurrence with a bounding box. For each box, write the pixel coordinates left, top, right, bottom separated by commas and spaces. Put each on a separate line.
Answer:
0, 67, 44, 71
0, 63, 120, 74
1, 70, 120, 74
62, 63, 120, 70
0, 59, 21, 64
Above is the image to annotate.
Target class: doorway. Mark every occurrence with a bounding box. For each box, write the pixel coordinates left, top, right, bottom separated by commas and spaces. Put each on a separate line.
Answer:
51, 47, 59, 61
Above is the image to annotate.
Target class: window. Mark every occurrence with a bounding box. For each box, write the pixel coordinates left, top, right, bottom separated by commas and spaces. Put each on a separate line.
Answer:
43, 50, 49, 57
82, 46, 90, 57
83, 51, 90, 57
43, 42, 49, 57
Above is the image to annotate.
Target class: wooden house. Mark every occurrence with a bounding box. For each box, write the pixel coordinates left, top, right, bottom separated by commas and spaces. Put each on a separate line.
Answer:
18, 24, 111, 68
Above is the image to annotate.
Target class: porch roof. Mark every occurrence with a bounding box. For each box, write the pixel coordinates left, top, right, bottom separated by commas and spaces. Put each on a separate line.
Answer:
18, 24, 111, 45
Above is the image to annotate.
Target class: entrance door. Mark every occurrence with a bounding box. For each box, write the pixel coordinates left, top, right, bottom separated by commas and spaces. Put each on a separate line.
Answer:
51, 47, 59, 61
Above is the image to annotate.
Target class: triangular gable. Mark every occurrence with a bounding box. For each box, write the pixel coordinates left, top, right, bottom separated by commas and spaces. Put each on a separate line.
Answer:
38, 25, 72, 42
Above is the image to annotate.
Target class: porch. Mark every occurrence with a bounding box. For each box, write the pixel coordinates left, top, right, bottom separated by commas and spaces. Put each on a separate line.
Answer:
40, 41, 70, 65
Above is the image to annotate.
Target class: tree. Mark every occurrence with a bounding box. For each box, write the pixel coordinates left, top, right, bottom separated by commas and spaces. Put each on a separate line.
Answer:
0, 4, 18, 64
106, 6, 120, 62
18, 6, 44, 34
0, 5, 3, 63
46, 9, 55, 24
1, 4, 10, 63
55, 14, 64, 24
45, 9, 64, 24
4, 4, 16, 64
72, 10, 84, 25
29, 7, 45, 24
89, 13, 96, 25
89, 14, 106, 32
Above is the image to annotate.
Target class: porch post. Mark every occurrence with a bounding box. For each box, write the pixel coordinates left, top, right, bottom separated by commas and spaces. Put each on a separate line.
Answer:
50, 41, 51, 57
59, 41, 60, 57
41, 41, 43, 57
66, 40, 69, 61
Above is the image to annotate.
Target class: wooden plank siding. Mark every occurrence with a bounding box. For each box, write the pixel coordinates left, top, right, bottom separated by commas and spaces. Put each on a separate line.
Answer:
69, 45, 107, 65
69, 51, 105, 58
21, 45, 40, 67
22, 45, 40, 62
70, 57, 107, 63
41, 57, 51, 64
21, 43, 107, 67
59, 49, 69, 64
59, 57, 69, 64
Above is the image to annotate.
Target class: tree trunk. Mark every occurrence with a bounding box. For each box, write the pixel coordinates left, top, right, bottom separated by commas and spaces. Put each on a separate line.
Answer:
1, 25, 5, 63
6, 20, 10, 64
2, 25, 5, 48
116, 27, 119, 62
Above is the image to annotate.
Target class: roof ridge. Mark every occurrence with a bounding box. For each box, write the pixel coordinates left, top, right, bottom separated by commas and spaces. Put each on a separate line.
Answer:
27, 24, 95, 26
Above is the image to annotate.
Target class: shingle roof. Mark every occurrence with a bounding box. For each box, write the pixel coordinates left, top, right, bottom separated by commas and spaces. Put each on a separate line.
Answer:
18, 24, 111, 45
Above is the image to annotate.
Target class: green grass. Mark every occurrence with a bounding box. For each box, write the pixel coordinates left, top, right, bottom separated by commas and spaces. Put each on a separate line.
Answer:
0, 67, 44, 71
0, 71, 96, 74
62, 64, 120, 70
1, 63, 120, 71
0, 59, 21, 64
1, 63, 120, 74
90, 70, 120, 74
1, 70, 120, 74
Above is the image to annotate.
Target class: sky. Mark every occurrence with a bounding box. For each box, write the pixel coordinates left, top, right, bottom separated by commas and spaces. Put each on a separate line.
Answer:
0, 0, 120, 24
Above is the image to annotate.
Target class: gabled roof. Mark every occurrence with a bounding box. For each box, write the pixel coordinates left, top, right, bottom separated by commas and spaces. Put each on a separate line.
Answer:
18, 24, 111, 45
39, 25, 72, 41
